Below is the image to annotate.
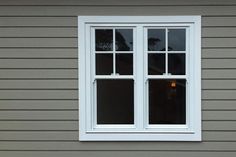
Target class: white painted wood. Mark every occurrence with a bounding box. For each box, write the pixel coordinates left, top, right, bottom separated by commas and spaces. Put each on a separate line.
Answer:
78, 16, 201, 141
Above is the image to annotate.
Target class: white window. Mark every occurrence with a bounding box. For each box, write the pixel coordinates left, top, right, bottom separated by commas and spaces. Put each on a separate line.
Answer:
78, 16, 201, 141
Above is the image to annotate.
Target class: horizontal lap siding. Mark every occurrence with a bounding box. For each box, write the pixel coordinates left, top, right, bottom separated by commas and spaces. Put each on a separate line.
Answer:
0, 131, 235, 141
1, 0, 236, 5
0, 6, 235, 16
0, 111, 234, 121
0, 121, 236, 131
0, 151, 235, 157
0, 27, 235, 38
0, 141, 236, 151
0, 0, 235, 157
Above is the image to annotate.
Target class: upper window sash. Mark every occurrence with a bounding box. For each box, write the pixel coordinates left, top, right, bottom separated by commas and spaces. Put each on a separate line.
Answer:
92, 27, 135, 78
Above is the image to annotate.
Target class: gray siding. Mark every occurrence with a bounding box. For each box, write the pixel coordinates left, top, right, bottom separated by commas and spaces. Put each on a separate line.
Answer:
0, 0, 236, 156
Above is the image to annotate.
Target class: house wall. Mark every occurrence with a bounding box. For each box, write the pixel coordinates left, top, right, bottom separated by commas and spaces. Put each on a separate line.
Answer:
0, 0, 235, 156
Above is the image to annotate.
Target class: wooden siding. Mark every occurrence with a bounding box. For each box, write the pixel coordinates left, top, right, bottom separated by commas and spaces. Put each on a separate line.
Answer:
0, 0, 235, 156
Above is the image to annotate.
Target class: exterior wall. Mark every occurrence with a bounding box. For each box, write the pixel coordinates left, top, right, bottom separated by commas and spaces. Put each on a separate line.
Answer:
0, 0, 235, 156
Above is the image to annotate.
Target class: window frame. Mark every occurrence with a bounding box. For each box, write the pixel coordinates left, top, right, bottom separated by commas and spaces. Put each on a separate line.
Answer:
78, 16, 201, 141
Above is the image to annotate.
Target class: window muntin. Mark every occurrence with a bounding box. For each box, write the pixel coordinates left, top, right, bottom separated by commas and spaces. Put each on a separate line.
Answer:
79, 16, 201, 141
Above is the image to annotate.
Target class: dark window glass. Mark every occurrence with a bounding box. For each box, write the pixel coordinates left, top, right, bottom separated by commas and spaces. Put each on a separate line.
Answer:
148, 53, 165, 75
116, 29, 133, 51
96, 54, 113, 75
95, 29, 113, 51
168, 53, 185, 75
149, 79, 186, 124
168, 29, 186, 51
148, 29, 165, 51
116, 54, 133, 75
97, 79, 134, 124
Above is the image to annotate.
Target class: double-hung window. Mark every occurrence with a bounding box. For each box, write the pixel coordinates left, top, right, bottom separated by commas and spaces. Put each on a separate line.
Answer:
78, 16, 201, 141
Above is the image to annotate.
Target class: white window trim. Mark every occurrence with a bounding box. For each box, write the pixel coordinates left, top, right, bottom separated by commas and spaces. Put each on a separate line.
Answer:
78, 16, 201, 141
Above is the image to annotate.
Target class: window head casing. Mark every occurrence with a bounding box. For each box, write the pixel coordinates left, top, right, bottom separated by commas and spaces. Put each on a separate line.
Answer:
78, 16, 201, 141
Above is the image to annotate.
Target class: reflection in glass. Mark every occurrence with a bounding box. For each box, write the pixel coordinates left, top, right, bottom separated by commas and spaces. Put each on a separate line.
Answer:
168, 29, 186, 51
149, 79, 186, 124
116, 54, 133, 75
168, 53, 185, 75
148, 29, 165, 51
96, 29, 113, 51
96, 54, 113, 75
116, 29, 133, 51
148, 53, 165, 75
97, 79, 134, 124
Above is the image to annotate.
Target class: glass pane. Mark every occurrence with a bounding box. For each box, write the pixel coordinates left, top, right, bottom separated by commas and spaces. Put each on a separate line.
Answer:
148, 53, 165, 75
168, 29, 186, 51
116, 54, 133, 75
168, 53, 185, 75
97, 79, 134, 124
116, 29, 133, 51
149, 79, 186, 124
148, 29, 165, 51
95, 29, 113, 51
96, 54, 113, 75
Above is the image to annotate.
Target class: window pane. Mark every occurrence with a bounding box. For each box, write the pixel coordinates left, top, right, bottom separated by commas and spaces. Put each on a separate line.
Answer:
116, 54, 133, 75
116, 29, 133, 51
148, 53, 165, 75
149, 79, 186, 124
148, 29, 165, 51
96, 54, 113, 75
97, 79, 134, 124
96, 29, 113, 51
168, 29, 186, 51
168, 53, 185, 75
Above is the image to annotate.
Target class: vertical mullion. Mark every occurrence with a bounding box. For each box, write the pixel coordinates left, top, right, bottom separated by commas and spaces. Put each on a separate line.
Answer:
165, 28, 168, 75
113, 28, 116, 75
136, 25, 144, 130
